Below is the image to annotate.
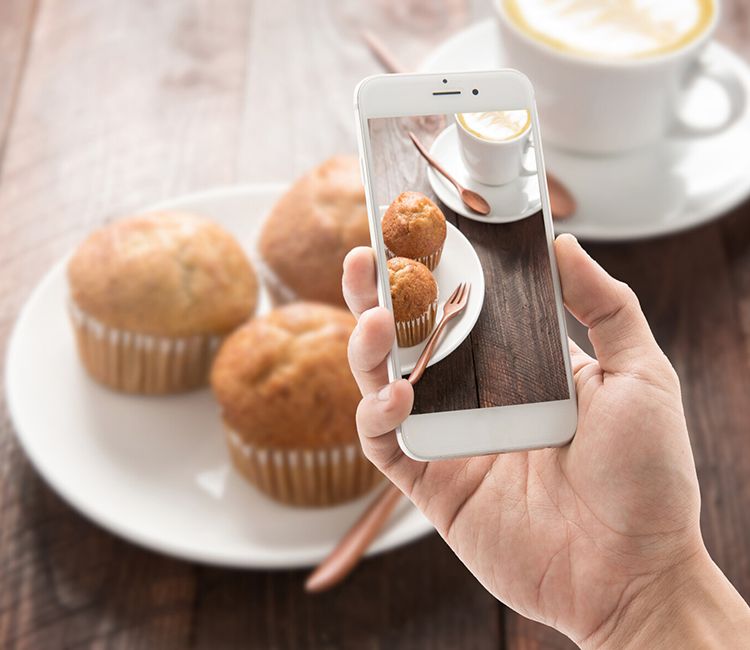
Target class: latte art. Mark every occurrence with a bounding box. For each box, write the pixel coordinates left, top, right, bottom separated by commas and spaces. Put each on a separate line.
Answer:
457, 110, 530, 142
503, 0, 714, 59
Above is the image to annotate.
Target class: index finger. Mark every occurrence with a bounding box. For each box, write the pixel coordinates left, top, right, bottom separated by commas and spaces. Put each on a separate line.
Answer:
342, 247, 379, 319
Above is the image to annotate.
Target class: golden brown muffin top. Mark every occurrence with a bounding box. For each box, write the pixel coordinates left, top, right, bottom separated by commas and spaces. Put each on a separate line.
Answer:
210, 302, 361, 449
388, 257, 438, 322
258, 156, 370, 306
68, 211, 258, 336
382, 191, 446, 259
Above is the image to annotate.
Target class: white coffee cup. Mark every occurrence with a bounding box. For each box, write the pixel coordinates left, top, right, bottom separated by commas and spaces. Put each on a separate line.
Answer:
454, 111, 536, 185
495, 0, 745, 154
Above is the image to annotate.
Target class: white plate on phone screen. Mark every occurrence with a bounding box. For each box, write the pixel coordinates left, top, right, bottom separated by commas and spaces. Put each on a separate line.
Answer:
421, 20, 750, 241
5, 184, 434, 568
384, 216, 486, 375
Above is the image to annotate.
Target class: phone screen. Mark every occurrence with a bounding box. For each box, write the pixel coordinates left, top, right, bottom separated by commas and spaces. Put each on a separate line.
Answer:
366, 108, 571, 415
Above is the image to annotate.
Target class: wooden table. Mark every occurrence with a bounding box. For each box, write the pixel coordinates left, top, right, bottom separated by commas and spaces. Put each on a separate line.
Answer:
1, 2, 748, 648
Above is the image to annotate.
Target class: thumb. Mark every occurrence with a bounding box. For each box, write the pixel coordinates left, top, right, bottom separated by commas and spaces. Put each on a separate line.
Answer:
554, 234, 661, 374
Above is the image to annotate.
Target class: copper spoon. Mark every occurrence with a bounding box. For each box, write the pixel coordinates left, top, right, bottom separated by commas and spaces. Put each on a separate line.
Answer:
546, 173, 576, 220
305, 482, 403, 593
361, 30, 407, 75
408, 132, 491, 216
409, 282, 471, 385
304, 284, 471, 592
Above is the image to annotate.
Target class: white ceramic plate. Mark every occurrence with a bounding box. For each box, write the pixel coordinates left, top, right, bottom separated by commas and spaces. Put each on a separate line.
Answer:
5, 184, 434, 568
387, 219, 486, 374
427, 124, 541, 223
420, 20, 750, 241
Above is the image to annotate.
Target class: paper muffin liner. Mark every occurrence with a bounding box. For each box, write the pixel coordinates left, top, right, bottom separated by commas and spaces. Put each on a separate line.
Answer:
386, 245, 444, 271
396, 299, 438, 348
226, 429, 382, 507
69, 301, 222, 394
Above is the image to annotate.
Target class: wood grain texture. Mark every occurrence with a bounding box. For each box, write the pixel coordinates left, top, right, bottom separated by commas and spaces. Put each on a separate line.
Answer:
0, 0, 37, 161
191, 536, 500, 650
460, 212, 568, 407
236, 0, 468, 181
0, 0, 749, 648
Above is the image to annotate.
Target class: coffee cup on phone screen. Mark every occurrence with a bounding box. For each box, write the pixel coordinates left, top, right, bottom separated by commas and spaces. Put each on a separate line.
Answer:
454, 110, 537, 185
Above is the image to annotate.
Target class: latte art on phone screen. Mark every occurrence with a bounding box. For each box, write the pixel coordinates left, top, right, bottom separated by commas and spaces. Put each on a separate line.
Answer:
457, 110, 530, 142
503, 0, 714, 59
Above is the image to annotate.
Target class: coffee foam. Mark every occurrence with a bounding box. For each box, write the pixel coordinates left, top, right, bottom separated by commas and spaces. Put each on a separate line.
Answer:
457, 110, 530, 141
503, 0, 714, 59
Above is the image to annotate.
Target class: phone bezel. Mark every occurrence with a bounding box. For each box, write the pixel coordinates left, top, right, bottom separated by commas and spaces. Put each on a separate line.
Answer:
354, 70, 577, 460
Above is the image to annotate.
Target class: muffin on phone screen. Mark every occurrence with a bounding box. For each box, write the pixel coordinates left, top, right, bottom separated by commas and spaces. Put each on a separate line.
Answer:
388, 257, 438, 347
382, 191, 446, 271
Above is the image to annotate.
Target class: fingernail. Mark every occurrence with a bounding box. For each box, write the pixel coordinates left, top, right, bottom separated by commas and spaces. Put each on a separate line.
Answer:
377, 383, 392, 401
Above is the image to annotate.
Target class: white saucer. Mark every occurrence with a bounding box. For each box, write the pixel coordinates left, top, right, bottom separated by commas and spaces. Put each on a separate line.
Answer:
5, 184, 434, 568
421, 20, 750, 241
427, 124, 541, 223
389, 220, 486, 374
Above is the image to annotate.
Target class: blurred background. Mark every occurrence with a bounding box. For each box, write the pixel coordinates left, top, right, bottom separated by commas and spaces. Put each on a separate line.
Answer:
1, 1, 749, 648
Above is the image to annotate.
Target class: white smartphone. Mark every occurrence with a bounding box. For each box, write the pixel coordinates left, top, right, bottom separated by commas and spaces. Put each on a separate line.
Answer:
354, 70, 577, 460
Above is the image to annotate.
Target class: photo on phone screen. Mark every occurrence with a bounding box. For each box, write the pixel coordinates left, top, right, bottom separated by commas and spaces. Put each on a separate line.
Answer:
366, 108, 570, 416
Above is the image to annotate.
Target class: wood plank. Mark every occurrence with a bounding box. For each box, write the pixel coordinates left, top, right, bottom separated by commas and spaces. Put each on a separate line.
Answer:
236, 0, 470, 180
720, 198, 750, 375
0, 488, 195, 648
505, 612, 576, 650
459, 212, 568, 407
0, 0, 253, 339
0, 0, 36, 159
0, 1, 252, 648
191, 535, 500, 650
717, 0, 750, 58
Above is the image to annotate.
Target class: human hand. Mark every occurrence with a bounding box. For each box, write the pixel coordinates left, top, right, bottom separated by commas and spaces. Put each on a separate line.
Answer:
343, 234, 750, 648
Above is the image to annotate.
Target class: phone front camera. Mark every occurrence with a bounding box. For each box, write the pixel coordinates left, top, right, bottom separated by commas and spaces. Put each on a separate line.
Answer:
472, 88, 479, 96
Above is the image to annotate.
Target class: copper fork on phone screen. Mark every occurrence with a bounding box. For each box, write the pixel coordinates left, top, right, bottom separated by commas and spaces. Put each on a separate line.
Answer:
408, 282, 470, 385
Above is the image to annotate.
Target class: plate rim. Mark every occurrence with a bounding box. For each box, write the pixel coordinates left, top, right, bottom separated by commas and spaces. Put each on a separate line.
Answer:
419, 19, 750, 241
5, 183, 435, 569
397, 219, 486, 374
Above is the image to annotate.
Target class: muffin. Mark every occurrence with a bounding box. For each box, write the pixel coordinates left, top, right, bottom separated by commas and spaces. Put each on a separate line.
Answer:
258, 156, 370, 306
210, 302, 381, 506
388, 257, 438, 347
68, 211, 258, 394
382, 191, 446, 271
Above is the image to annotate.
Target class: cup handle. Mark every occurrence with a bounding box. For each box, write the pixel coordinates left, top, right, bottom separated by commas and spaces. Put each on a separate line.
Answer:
520, 138, 537, 176
671, 49, 746, 138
